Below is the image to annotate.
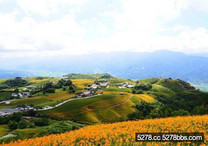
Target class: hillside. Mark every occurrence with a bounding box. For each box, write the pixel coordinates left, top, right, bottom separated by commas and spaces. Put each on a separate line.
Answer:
4, 115, 208, 146
0, 75, 207, 144
43, 77, 208, 123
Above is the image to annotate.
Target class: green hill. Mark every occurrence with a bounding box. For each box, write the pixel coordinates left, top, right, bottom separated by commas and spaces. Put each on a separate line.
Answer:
43, 77, 208, 123
65, 73, 114, 79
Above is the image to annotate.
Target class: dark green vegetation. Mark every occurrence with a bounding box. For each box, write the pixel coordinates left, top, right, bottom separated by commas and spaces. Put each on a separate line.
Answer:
0, 112, 85, 144
0, 91, 12, 101
128, 78, 208, 120
0, 77, 29, 89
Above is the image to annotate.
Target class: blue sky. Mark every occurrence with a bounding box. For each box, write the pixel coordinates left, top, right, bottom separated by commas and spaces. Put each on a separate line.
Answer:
0, 0, 208, 59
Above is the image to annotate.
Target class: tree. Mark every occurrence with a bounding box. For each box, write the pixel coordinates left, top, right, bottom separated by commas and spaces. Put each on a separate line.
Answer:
172, 109, 190, 117
192, 105, 208, 115
14, 88, 19, 93
68, 85, 75, 93
18, 120, 27, 129
9, 113, 22, 122
8, 121, 18, 131
33, 118, 49, 126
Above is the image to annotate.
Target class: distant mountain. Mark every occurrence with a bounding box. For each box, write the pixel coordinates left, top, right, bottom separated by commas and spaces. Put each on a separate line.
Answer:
0, 69, 34, 79
1, 50, 208, 83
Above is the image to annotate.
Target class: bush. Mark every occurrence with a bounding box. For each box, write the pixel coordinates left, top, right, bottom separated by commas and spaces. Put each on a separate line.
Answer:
68, 85, 75, 93
9, 113, 22, 122
8, 121, 18, 131
192, 105, 208, 115
45, 88, 55, 93
32, 118, 49, 126
172, 109, 190, 117
46, 122, 72, 134
18, 120, 27, 129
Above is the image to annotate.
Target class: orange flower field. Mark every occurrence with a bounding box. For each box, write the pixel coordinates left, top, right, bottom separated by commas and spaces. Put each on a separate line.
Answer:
2, 115, 208, 146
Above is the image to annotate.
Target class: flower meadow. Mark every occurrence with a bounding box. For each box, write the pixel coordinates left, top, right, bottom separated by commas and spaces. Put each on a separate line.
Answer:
2, 115, 208, 146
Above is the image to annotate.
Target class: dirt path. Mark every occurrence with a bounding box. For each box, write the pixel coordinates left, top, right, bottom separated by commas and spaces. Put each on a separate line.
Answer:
81, 95, 133, 114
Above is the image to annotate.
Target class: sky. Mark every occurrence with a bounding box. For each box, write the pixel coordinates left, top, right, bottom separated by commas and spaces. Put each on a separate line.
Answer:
1, 0, 208, 59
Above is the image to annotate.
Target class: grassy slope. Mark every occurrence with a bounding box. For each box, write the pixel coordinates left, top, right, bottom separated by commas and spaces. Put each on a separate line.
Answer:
1, 76, 207, 124
0, 125, 9, 137
45, 91, 155, 123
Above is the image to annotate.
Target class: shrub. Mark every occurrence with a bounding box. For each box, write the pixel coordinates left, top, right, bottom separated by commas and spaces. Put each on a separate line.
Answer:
32, 118, 49, 126
8, 121, 18, 131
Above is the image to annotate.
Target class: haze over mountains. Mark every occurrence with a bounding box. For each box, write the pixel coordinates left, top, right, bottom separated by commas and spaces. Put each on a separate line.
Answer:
1, 50, 208, 83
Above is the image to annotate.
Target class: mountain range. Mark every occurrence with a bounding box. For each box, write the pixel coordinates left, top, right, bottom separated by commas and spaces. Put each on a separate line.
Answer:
1, 50, 208, 83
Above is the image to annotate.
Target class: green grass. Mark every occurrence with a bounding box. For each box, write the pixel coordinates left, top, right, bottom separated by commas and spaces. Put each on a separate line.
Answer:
108, 78, 135, 84
0, 91, 12, 101
46, 94, 116, 113
44, 92, 155, 123
0, 125, 9, 137
103, 86, 132, 92
0, 120, 86, 144
138, 78, 159, 84
0, 91, 74, 109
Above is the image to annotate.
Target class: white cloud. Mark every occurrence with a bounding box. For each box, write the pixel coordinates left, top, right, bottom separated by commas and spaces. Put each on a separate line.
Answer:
16, 0, 88, 16
0, 0, 208, 59
187, 0, 208, 12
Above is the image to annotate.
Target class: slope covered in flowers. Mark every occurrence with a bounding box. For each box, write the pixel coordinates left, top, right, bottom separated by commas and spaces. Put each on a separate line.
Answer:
2, 115, 208, 146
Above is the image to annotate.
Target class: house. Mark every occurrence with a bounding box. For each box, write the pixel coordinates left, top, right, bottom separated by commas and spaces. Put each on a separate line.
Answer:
5, 101, 10, 104
27, 85, 36, 88
22, 88, 28, 91
22, 92, 30, 98
18, 93, 23, 98
127, 85, 135, 88
116, 82, 129, 88
60, 75, 68, 79
99, 82, 110, 88
91, 84, 99, 89
75, 91, 94, 98
11, 93, 18, 97
119, 86, 126, 89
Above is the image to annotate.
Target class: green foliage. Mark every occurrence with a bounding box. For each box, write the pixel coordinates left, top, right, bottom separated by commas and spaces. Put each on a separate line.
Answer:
128, 101, 191, 120
192, 105, 208, 115
44, 88, 55, 93
32, 118, 49, 126
18, 120, 27, 129
9, 113, 22, 123
172, 109, 190, 117
1, 77, 29, 88
55, 79, 72, 88
8, 121, 18, 131
68, 85, 75, 93
134, 84, 152, 91
0, 91, 12, 101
